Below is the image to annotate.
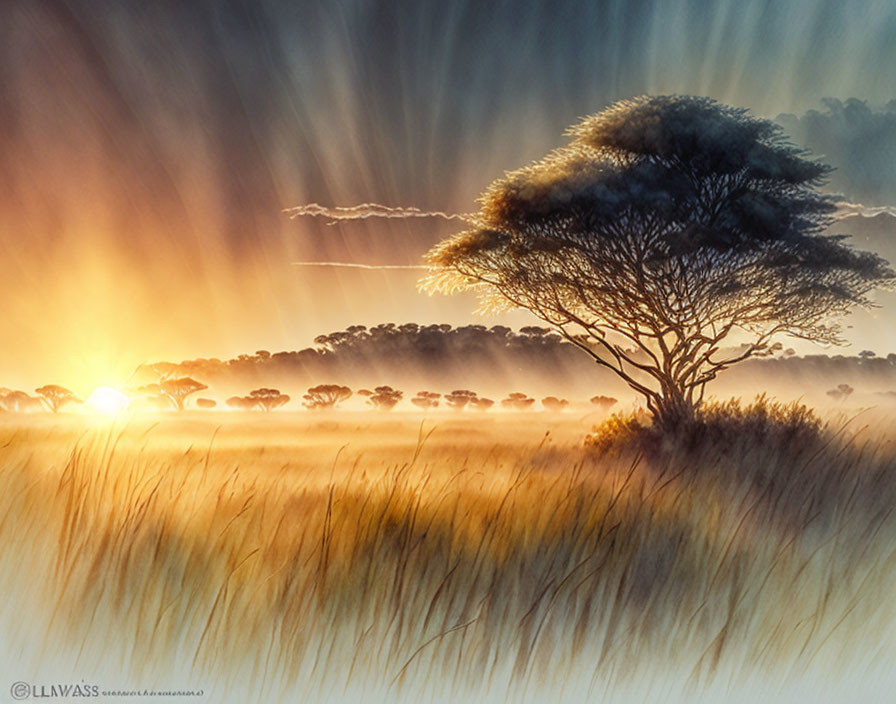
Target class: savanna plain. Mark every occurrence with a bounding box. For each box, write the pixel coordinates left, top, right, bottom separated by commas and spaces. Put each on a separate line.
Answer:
2, 404, 896, 703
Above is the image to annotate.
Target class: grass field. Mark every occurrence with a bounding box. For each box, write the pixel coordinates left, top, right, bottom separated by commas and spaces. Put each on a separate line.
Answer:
2, 409, 896, 703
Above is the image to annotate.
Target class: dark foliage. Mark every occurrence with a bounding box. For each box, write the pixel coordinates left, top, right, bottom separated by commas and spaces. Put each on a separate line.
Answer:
585, 396, 821, 458
423, 95, 895, 429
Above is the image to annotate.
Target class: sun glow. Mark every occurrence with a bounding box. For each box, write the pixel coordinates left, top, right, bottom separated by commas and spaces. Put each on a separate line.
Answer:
85, 386, 131, 414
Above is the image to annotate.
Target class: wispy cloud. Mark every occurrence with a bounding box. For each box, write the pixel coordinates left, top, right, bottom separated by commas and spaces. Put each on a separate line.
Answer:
284, 203, 471, 225
835, 202, 896, 219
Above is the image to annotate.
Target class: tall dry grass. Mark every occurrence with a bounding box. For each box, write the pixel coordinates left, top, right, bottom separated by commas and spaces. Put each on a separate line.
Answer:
1, 409, 896, 702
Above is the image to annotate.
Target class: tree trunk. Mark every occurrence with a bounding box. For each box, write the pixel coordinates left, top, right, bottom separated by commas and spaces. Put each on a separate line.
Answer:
651, 385, 698, 432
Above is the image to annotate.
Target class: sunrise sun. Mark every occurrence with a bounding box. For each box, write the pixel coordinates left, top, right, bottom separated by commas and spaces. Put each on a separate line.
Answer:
85, 386, 131, 414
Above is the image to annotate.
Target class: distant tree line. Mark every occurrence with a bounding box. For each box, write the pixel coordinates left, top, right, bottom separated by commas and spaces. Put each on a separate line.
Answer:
5, 325, 896, 414
0, 380, 619, 414
131, 324, 592, 393
132, 324, 896, 403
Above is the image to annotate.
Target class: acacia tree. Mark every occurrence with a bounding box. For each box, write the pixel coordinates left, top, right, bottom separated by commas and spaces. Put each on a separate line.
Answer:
35, 385, 80, 413
422, 95, 895, 429
444, 389, 478, 411
247, 388, 291, 411
303, 384, 352, 410
358, 386, 403, 410
161, 377, 207, 410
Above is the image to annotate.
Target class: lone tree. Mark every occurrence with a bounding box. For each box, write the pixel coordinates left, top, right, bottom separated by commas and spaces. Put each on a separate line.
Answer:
35, 385, 80, 413
422, 95, 895, 429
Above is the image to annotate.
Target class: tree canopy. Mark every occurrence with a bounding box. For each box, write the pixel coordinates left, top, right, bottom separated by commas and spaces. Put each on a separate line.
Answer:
35, 385, 80, 413
422, 95, 895, 427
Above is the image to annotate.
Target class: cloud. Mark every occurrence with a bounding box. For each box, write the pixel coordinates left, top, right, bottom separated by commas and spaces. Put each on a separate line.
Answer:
835, 202, 896, 219
284, 203, 471, 225
778, 99, 896, 206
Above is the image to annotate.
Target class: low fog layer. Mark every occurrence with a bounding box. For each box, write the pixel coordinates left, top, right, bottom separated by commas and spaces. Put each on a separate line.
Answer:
125, 324, 896, 411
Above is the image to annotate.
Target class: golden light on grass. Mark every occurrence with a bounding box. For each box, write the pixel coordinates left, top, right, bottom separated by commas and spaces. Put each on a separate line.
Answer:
1, 413, 895, 702
84, 386, 131, 414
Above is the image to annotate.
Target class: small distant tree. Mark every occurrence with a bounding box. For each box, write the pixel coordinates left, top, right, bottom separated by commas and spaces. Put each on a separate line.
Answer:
542, 396, 569, 412
826, 383, 854, 402
470, 397, 495, 411
859, 350, 876, 359
303, 384, 352, 410
226, 396, 257, 410
0, 390, 44, 412
248, 388, 291, 411
34, 385, 80, 413
358, 386, 403, 410
444, 389, 478, 411
411, 391, 440, 410
590, 395, 618, 412
196, 398, 217, 409
157, 377, 207, 410
502, 392, 536, 410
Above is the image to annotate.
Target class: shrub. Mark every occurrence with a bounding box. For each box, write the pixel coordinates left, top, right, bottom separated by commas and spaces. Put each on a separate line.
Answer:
586, 395, 822, 457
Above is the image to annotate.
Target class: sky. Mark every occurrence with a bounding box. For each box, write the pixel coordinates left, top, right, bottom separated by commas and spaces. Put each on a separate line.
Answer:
1, 0, 895, 391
